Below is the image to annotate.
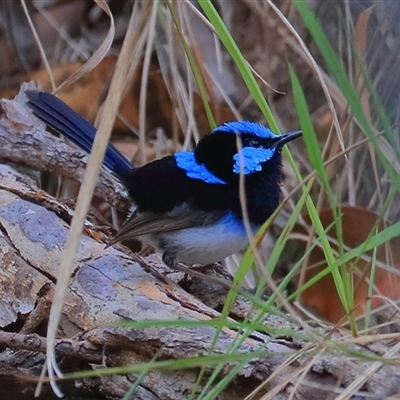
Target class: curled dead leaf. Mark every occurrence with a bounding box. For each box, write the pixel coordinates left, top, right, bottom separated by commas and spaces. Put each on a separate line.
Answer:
291, 206, 400, 323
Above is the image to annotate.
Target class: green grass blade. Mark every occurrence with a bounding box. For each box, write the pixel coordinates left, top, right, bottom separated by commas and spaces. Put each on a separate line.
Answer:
197, 0, 278, 131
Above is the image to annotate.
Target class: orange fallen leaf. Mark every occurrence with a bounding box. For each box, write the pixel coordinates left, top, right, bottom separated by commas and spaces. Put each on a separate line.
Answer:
293, 206, 400, 323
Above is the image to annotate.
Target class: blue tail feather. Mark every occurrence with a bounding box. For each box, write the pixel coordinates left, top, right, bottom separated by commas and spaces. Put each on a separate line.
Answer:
25, 91, 133, 178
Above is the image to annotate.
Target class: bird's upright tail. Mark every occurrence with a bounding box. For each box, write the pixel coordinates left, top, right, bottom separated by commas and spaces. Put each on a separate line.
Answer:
25, 90, 133, 179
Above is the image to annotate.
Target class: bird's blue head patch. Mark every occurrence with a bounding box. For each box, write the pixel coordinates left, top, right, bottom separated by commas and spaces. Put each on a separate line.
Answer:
214, 121, 280, 175
176, 121, 283, 183
175, 152, 227, 184
233, 147, 276, 174
213, 121, 279, 139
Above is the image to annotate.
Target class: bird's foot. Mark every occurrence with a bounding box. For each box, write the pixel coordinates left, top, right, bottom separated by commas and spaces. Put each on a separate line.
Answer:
189, 263, 233, 280
162, 250, 177, 269
162, 251, 233, 284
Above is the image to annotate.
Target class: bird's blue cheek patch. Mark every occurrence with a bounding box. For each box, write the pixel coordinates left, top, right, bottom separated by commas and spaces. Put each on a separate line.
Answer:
233, 147, 275, 175
175, 152, 227, 184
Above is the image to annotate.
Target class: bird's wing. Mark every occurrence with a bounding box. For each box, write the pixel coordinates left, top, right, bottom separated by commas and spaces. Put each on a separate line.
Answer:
110, 206, 225, 244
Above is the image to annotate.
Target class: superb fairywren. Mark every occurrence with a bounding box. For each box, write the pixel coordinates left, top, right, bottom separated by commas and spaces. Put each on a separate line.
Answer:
25, 91, 301, 268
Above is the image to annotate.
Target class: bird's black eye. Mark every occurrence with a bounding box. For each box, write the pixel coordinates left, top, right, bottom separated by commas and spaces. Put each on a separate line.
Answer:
248, 138, 261, 148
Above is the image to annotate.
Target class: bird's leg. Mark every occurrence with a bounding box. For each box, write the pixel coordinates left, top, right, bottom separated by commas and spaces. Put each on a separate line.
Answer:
162, 250, 178, 269
161, 251, 233, 283
189, 263, 233, 280
173, 263, 234, 288
161, 250, 204, 278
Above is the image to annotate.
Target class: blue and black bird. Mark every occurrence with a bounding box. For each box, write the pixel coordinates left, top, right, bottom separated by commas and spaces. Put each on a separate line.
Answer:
25, 91, 301, 268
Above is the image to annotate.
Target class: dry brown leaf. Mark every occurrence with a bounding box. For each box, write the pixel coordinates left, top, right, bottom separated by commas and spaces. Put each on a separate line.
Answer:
293, 206, 400, 323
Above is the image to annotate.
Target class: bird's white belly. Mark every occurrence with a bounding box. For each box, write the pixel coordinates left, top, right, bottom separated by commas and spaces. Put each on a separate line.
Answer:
141, 218, 258, 265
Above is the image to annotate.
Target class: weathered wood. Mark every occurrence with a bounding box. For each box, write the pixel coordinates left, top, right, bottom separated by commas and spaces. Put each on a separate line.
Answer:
0, 87, 128, 211
0, 162, 279, 399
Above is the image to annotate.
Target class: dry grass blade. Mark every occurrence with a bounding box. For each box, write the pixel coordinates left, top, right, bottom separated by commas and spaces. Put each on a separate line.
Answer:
37, 3, 137, 398
256, 347, 324, 400
262, 0, 345, 156
138, 1, 158, 165
53, 0, 115, 93
354, 6, 374, 125
32, 0, 90, 60
21, 0, 55, 91
336, 340, 400, 400
260, 0, 353, 218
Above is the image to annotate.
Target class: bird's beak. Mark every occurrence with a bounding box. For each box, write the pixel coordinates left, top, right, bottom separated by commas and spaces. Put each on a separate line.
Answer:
274, 130, 302, 147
